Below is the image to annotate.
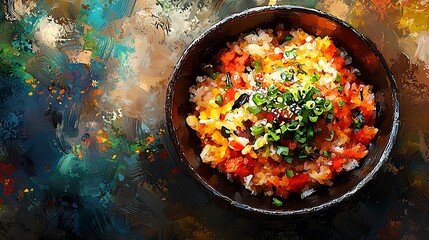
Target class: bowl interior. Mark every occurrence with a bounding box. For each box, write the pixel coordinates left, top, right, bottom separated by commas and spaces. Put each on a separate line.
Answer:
166, 6, 399, 215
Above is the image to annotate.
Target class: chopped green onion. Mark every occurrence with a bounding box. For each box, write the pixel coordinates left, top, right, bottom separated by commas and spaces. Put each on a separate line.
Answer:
280, 125, 288, 133
283, 155, 293, 164
325, 129, 334, 141
254, 59, 262, 71
286, 169, 294, 178
354, 128, 360, 133
305, 100, 315, 109
307, 128, 314, 138
252, 93, 266, 106
309, 115, 318, 122
262, 145, 271, 157
247, 106, 261, 114
338, 85, 344, 94
267, 131, 280, 142
323, 100, 333, 111
315, 97, 324, 104
226, 72, 232, 88
251, 126, 264, 136
272, 197, 283, 206
280, 72, 293, 82
215, 95, 223, 106
287, 121, 299, 131
298, 153, 307, 159
284, 48, 297, 59
336, 73, 341, 83
304, 145, 312, 153
211, 72, 220, 80
326, 113, 334, 123
297, 136, 307, 143
338, 101, 345, 106
323, 151, 331, 157
276, 96, 284, 103
254, 137, 267, 149
314, 107, 324, 116
284, 34, 293, 41
311, 72, 320, 82
277, 146, 290, 155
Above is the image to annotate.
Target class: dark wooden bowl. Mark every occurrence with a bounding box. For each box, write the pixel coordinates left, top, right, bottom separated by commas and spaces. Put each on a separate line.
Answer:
165, 5, 399, 216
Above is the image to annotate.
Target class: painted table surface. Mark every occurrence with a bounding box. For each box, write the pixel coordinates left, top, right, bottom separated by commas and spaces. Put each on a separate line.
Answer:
0, 0, 428, 239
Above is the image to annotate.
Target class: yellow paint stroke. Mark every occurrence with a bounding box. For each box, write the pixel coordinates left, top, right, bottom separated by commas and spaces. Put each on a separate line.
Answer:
399, 0, 429, 33
268, 0, 277, 5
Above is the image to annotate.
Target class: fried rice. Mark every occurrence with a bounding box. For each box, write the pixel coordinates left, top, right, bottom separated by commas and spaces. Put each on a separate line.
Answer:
186, 26, 378, 200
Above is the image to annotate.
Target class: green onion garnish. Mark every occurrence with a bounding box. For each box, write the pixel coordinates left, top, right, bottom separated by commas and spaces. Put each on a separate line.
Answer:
305, 100, 315, 109
277, 146, 290, 155
287, 121, 299, 131
323, 151, 331, 157
338, 101, 345, 106
325, 129, 334, 141
311, 72, 320, 82
251, 125, 264, 136
326, 113, 334, 123
285, 48, 297, 59
284, 34, 293, 41
215, 95, 223, 106
283, 155, 293, 164
254, 59, 262, 71
323, 100, 333, 111
211, 72, 220, 80
286, 169, 295, 178
252, 93, 266, 106
247, 106, 261, 114
309, 115, 318, 122
314, 107, 324, 116
272, 197, 283, 206
297, 136, 307, 143
338, 85, 344, 94
307, 128, 314, 138
267, 131, 280, 141
336, 73, 341, 83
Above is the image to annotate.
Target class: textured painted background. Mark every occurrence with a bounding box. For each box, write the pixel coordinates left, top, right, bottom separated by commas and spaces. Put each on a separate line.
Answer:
0, 0, 428, 239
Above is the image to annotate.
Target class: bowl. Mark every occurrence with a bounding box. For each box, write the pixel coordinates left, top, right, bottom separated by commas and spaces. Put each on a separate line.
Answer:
165, 5, 399, 216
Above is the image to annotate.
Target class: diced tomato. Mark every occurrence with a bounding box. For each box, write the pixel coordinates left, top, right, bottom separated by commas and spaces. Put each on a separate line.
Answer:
330, 157, 346, 171
223, 157, 252, 176
260, 112, 275, 123
229, 149, 241, 158
325, 43, 336, 58
221, 51, 236, 66
333, 57, 345, 70
268, 53, 283, 60
281, 139, 297, 150
288, 174, 309, 191
224, 88, 236, 102
224, 157, 241, 173
230, 140, 245, 150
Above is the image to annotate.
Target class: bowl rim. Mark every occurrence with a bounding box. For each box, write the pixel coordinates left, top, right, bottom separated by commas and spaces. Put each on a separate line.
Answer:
165, 5, 400, 216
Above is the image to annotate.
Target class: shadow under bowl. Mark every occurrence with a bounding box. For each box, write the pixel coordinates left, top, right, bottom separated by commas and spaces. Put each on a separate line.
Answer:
165, 5, 400, 216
